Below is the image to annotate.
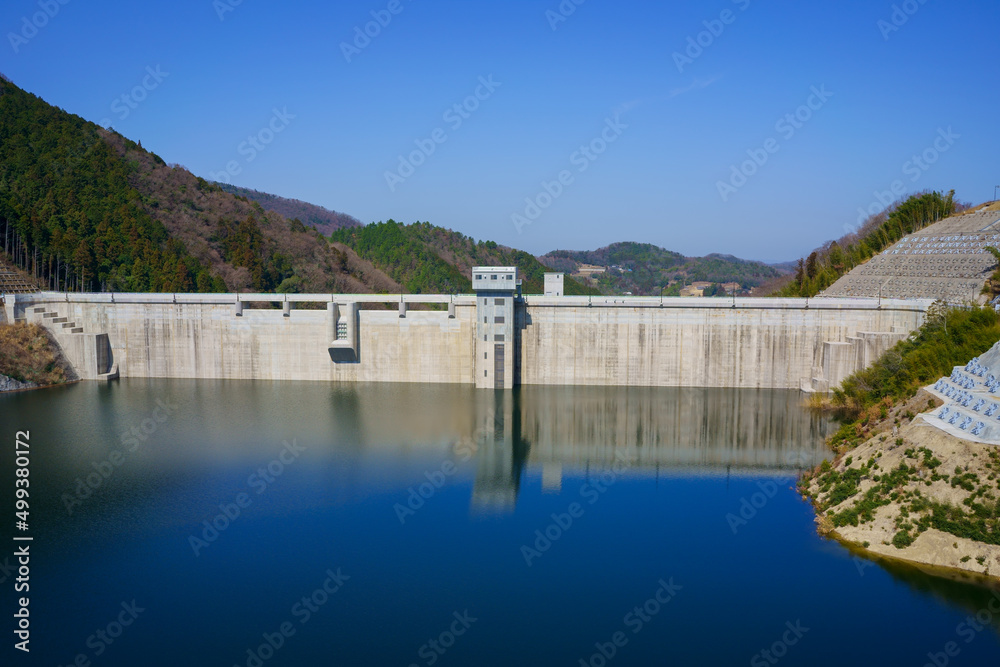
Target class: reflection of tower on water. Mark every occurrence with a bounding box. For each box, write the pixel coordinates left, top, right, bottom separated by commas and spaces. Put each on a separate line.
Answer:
471, 389, 530, 513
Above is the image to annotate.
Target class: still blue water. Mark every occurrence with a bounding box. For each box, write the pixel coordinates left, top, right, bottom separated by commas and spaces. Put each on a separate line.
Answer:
1, 380, 999, 666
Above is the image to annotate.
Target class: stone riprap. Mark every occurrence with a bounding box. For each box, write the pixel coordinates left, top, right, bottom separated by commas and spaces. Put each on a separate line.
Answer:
0, 373, 37, 392
822, 210, 1000, 303
924, 341, 1000, 445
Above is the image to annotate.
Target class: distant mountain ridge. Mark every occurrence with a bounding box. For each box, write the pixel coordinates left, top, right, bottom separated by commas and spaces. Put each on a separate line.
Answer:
216, 183, 361, 236
331, 221, 597, 295
539, 241, 788, 296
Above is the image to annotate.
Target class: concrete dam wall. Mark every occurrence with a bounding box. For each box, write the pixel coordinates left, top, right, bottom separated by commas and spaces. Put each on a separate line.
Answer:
5, 291, 931, 391
517, 297, 928, 390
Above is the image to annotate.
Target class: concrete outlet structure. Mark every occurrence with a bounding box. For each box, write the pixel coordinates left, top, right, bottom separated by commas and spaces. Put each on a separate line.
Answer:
473, 267, 520, 389
3, 267, 931, 391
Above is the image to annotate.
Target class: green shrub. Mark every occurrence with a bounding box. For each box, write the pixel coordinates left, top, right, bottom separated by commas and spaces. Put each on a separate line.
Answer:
831, 307, 1000, 422
892, 530, 915, 549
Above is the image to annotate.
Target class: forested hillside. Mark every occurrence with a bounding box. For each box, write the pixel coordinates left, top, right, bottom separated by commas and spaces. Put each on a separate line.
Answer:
216, 183, 361, 235
540, 242, 786, 295
773, 190, 962, 297
0, 78, 220, 292
0, 77, 391, 294
331, 221, 596, 295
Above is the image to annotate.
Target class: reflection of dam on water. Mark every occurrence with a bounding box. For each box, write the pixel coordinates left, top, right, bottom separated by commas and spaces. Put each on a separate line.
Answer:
469, 386, 834, 511
22, 380, 828, 516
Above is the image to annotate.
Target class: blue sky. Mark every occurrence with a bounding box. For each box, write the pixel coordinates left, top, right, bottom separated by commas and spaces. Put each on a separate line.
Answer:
2, 0, 998, 262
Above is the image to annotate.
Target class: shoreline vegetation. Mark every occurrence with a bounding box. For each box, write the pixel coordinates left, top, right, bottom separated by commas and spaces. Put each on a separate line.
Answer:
0, 322, 76, 392
801, 306, 1000, 585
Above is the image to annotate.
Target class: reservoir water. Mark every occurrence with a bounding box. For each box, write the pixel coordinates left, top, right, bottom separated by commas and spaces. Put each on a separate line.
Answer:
2, 380, 999, 666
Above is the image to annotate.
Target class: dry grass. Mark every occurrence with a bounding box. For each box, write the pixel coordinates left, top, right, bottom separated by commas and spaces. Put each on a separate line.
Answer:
0, 323, 73, 385
804, 392, 833, 411
956, 201, 1000, 216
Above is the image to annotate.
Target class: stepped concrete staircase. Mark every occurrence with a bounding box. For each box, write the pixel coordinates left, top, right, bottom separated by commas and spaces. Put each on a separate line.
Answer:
18, 304, 118, 381
1, 254, 116, 380
803, 327, 911, 393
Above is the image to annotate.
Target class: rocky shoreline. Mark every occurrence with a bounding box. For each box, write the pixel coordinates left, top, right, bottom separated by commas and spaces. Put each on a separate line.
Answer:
0, 372, 38, 393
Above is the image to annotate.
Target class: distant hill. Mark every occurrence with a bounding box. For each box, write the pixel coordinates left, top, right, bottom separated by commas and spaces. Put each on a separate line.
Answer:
767, 260, 800, 273
332, 221, 597, 295
540, 242, 788, 296
216, 183, 361, 235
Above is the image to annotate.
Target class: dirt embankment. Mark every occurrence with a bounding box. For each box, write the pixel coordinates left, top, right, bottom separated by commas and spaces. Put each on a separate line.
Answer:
802, 390, 1000, 584
0, 322, 76, 391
